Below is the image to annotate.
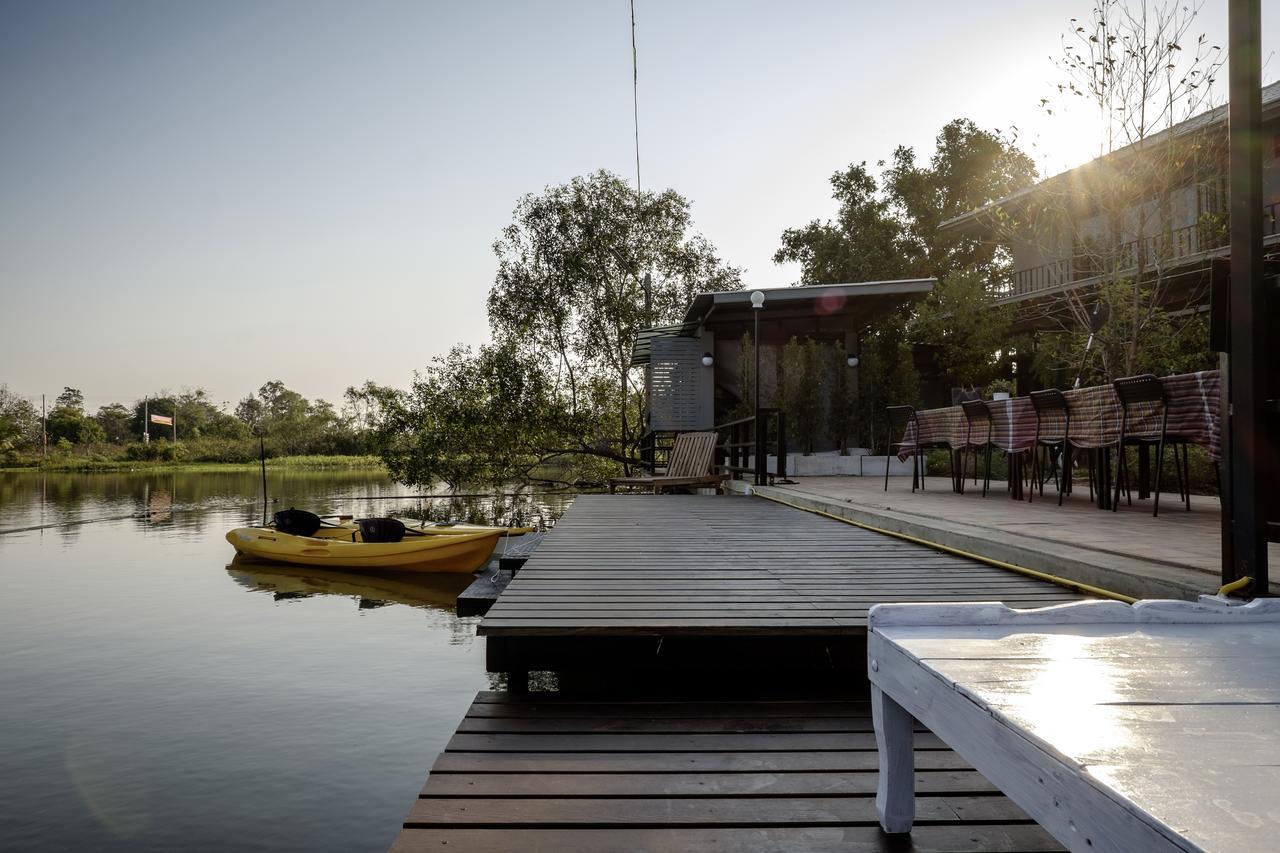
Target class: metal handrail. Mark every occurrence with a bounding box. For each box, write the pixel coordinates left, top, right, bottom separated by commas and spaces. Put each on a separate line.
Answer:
713, 408, 787, 486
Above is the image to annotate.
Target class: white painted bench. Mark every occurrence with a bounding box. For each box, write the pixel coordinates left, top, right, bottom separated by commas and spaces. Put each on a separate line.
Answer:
867, 597, 1280, 853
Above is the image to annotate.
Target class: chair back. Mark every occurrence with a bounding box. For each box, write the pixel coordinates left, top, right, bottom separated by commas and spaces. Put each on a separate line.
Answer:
1029, 389, 1069, 440
1029, 388, 1067, 415
886, 405, 916, 434
666, 431, 717, 477
961, 399, 992, 425
1112, 374, 1166, 409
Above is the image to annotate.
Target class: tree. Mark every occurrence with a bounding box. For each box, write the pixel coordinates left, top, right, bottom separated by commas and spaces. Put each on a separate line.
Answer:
775, 119, 1037, 445
781, 337, 825, 456
913, 269, 1015, 388
231, 380, 360, 455
883, 119, 1038, 279
94, 403, 135, 444
368, 342, 590, 488
775, 163, 908, 283
55, 387, 84, 412
775, 120, 1037, 284
131, 395, 178, 443
0, 385, 39, 458
1015, 0, 1225, 381
828, 341, 857, 454
47, 387, 98, 445
488, 170, 741, 465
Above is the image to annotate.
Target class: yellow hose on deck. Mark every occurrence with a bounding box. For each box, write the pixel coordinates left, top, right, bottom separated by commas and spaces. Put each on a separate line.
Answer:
1216, 576, 1253, 597
755, 490, 1138, 605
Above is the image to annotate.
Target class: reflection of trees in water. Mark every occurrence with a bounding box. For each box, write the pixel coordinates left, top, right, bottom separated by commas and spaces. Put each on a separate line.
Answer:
1, 472, 577, 544
399, 491, 575, 531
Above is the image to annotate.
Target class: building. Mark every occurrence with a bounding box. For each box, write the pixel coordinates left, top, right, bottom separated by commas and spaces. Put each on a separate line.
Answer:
631, 279, 934, 475
940, 80, 1280, 335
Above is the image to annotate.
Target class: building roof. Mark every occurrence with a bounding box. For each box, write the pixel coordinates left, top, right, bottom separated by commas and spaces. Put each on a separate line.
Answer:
680, 279, 935, 334
630, 279, 936, 366
628, 325, 688, 367
939, 80, 1280, 235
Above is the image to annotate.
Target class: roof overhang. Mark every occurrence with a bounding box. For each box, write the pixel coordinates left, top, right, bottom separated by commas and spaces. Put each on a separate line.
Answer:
630, 278, 936, 365
629, 325, 688, 367
682, 279, 935, 334
939, 79, 1280, 236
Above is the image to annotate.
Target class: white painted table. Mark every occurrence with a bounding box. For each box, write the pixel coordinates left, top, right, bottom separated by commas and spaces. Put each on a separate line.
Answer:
867, 598, 1280, 853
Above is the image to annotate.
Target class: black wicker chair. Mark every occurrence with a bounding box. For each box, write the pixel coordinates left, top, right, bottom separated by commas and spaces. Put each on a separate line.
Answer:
885, 405, 948, 492
1111, 374, 1190, 516
959, 400, 997, 497
1028, 389, 1072, 505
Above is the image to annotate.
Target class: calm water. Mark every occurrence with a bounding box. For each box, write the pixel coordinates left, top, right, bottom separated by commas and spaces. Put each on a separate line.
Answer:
0, 469, 573, 852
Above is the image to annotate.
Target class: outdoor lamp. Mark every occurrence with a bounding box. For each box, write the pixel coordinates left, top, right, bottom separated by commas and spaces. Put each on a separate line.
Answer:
846, 355, 859, 368
701, 353, 715, 367
749, 290, 764, 486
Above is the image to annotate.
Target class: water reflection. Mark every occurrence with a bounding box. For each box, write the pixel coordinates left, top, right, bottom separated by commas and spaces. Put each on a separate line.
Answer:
1, 470, 575, 538
0, 469, 576, 853
227, 560, 473, 613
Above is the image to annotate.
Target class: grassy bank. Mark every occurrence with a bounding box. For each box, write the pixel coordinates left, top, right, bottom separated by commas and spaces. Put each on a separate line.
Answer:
0, 454, 386, 474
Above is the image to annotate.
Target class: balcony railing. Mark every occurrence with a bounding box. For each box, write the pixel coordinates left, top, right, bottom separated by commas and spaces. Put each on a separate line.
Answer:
1000, 204, 1279, 298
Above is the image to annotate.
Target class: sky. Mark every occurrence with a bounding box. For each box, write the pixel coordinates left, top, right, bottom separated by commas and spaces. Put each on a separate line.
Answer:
1, 0, 1276, 411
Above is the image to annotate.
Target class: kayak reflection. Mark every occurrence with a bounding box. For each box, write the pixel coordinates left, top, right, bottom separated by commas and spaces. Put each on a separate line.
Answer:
226, 557, 474, 612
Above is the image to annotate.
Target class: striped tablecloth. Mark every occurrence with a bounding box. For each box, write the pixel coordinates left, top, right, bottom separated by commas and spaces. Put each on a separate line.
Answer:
901, 370, 1221, 461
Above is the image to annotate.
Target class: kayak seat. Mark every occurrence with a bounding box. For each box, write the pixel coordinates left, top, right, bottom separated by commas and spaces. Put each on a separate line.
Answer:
358, 517, 406, 543
274, 508, 323, 537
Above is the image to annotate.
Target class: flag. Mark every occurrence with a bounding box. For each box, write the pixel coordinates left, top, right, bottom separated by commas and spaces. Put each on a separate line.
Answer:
150, 414, 174, 426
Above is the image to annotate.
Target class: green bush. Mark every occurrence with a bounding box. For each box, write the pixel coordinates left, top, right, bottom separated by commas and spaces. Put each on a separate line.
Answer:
124, 439, 181, 462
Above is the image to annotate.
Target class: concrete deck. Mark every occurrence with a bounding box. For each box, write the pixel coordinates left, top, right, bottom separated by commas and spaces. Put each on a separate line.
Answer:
756, 476, 1279, 600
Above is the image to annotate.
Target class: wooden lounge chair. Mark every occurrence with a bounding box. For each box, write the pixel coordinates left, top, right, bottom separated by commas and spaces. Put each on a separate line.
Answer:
608, 431, 728, 494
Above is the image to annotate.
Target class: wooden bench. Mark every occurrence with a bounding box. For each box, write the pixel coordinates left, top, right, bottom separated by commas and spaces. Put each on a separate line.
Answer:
608, 431, 728, 494
868, 597, 1280, 852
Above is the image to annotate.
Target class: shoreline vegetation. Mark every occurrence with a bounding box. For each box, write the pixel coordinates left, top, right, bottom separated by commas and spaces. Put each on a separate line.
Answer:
1, 454, 385, 474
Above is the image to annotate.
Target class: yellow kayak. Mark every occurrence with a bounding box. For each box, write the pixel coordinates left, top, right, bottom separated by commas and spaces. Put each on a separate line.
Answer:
225, 526, 500, 573
308, 520, 535, 542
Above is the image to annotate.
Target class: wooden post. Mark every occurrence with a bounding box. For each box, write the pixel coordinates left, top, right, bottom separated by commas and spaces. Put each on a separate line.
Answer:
260, 436, 268, 526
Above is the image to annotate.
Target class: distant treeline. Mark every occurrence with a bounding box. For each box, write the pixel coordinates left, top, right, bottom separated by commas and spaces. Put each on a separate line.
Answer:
0, 381, 378, 467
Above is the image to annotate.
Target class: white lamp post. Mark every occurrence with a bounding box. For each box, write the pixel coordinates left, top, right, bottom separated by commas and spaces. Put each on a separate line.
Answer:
750, 291, 765, 485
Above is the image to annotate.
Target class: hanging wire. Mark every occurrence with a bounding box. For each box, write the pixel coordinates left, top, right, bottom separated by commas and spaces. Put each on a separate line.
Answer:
630, 0, 641, 193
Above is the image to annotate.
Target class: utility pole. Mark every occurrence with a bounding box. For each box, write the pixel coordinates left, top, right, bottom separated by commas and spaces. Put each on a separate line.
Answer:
1224, 0, 1271, 593
143, 397, 149, 444
41, 394, 46, 459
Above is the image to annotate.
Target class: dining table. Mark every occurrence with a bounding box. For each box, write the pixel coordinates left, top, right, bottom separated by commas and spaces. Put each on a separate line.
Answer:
868, 596, 1280, 852
898, 370, 1221, 506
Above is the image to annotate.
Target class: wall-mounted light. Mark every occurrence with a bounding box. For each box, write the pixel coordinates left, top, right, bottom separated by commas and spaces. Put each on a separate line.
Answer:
846, 355, 859, 368
701, 353, 715, 367
749, 290, 765, 309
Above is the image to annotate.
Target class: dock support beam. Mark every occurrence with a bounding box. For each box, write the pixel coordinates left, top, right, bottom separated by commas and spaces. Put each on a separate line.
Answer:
1225, 0, 1271, 593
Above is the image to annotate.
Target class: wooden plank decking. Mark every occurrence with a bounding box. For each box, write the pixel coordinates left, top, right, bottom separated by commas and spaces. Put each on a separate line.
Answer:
392, 494, 1095, 850
390, 691, 1064, 852
481, 494, 1089, 638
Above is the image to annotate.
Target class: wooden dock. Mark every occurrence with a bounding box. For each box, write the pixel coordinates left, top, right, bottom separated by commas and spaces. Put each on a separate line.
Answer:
391, 691, 1063, 852
395, 493, 1092, 850
481, 494, 1089, 681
